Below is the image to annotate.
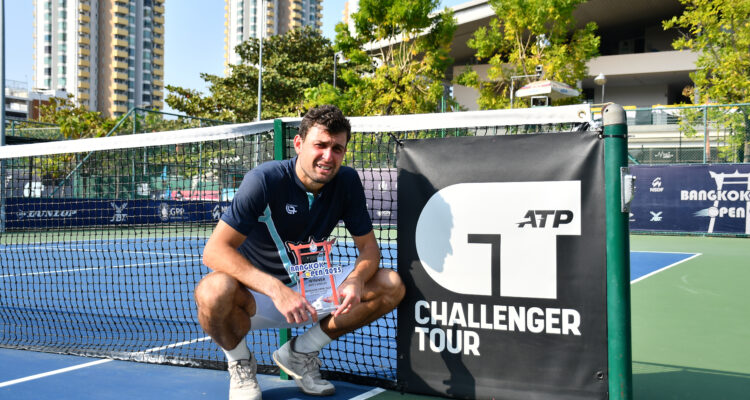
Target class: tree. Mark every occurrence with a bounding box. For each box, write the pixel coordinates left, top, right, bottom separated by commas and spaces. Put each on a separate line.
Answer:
305, 0, 457, 116
166, 27, 336, 121
456, 0, 599, 109
37, 95, 117, 139
663, 0, 750, 161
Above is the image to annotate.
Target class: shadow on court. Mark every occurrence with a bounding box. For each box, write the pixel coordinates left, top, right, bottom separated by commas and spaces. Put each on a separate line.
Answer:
633, 361, 750, 400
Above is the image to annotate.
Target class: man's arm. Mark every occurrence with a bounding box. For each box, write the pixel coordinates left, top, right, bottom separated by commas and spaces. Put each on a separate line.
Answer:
332, 230, 381, 317
202, 220, 317, 324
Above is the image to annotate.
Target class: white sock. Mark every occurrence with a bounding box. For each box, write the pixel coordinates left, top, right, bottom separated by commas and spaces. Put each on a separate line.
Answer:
222, 337, 251, 362
293, 324, 332, 353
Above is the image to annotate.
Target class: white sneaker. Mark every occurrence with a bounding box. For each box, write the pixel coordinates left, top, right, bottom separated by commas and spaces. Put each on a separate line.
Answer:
272, 337, 335, 396
228, 356, 262, 400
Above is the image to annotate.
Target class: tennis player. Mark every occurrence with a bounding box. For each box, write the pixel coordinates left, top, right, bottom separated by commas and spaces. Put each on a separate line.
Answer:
195, 105, 405, 399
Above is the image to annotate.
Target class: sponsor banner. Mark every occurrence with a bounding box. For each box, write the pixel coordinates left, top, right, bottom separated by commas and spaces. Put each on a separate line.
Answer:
397, 134, 607, 399
5, 198, 230, 229
630, 164, 750, 234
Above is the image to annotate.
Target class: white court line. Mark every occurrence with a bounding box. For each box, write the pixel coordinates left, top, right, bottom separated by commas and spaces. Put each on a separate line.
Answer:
14, 246, 202, 258
0, 258, 198, 279
0, 359, 114, 388
349, 387, 386, 399
631, 253, 702, 284
0, 336, 211, 388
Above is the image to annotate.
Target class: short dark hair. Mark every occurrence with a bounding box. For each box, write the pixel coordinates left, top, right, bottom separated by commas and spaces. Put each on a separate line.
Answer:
299, 105, 351, 142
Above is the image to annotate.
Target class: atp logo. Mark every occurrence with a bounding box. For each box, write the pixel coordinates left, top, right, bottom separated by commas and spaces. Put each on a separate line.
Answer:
415, 181, 581, 300
650, 211, 663, 222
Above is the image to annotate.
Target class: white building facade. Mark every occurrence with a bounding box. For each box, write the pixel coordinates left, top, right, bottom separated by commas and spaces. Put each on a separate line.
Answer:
32, 0, 165, 117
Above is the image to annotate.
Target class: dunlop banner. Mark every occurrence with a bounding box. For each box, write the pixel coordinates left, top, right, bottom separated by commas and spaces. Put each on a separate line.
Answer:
396, 133, 608, 399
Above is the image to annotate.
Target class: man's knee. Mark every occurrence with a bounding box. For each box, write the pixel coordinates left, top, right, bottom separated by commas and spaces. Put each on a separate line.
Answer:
374, 269, 405, 310
195, 272, 244, 311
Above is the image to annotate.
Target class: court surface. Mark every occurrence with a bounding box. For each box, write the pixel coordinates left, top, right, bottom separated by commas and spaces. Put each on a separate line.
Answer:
1, 234, 748, 399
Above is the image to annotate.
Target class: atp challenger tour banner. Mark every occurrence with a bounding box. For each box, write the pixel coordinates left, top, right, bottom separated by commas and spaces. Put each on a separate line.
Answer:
396, 133, 608, 399
629, 164, 750, 235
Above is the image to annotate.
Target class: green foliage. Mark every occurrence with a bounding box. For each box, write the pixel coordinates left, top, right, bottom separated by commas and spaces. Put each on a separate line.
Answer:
664, 0, 750, 160
166, 27, 335, 121
663, 0, 750, 104
304, 0, 457, 116
457, 0, 599, 109
38, 95, 116, 139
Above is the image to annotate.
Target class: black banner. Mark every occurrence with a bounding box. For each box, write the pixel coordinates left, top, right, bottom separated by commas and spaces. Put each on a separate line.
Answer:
396, 133, 608, 399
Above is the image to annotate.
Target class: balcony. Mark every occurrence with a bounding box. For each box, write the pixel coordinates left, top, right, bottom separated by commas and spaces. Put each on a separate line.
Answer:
79, 25, 90, 34
154, 25, 164, 34
78, 69, 90, 78
113, 82, 128, 91
114, 49, 129, 58
153, 78, 163, 87
80, 14, 90, 23
113, 27, 129, 36
81, 3, 91, 11
78, 92, 90, 100
113, 61, 129, 69
79, 47, 90, 56
113, 104, 128, 113
78, 81, 90, 89
79, 59, 90, 67
113, 4, 129, 14
154, 15, 164, 24
153, 47, 164, 55
113, 93, 128, 102
113, 15, 129, 25
154, 5, 164, 13
114, 38, 128, 47
80, 36, 90, 45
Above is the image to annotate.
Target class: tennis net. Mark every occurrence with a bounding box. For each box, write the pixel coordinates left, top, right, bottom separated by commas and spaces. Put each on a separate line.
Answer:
0, 105, 592, 388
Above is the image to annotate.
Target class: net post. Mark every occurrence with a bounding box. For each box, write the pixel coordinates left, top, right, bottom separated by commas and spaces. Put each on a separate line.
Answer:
273, 117, 292, 380
603, 104, 633, 400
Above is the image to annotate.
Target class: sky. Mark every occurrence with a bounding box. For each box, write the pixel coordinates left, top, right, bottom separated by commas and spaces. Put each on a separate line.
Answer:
5, 0, 465, 105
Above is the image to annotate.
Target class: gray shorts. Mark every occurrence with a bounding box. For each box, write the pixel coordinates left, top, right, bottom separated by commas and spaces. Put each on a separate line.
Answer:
248, 263, 356, 330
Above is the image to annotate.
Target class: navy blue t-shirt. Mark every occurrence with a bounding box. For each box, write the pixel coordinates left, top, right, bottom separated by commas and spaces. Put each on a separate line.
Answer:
220, 157, 373, 285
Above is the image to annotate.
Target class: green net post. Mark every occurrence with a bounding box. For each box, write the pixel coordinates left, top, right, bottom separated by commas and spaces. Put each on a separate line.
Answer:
273, 118, 292, 380
603, 104, 633, 400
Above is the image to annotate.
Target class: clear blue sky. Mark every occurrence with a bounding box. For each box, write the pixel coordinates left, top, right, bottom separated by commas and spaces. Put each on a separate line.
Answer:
5, 0, 464, 101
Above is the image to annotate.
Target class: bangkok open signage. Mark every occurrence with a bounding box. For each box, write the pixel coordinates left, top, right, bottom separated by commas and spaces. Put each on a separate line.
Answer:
629, 164, 750, 235
397, 134, 608, 399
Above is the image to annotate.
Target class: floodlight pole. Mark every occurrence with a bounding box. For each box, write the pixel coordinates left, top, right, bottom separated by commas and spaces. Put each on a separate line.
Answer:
1, 0, 6, 234
256, 1, 265, 121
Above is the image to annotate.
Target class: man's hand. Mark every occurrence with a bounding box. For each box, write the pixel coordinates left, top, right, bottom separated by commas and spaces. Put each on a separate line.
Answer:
333, 276, 364, 317
271, 283, 319, 324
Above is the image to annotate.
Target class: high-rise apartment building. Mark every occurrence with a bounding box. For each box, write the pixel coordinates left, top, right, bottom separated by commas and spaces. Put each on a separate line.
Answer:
32, 0, 165, 117
224, 0, 323, 67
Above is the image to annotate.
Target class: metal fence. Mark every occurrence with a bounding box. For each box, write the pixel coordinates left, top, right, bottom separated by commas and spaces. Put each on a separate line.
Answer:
594, 103, 750, 165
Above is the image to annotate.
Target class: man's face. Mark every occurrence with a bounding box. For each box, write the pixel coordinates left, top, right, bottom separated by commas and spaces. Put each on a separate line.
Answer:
294, 124, 348, 193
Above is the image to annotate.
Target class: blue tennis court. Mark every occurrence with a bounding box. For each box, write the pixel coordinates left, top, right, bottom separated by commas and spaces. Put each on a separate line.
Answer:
1, 238, 702, 399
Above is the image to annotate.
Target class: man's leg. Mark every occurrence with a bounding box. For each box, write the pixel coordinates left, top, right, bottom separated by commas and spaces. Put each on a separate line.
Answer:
195, 271, 261, 400
321, 268, 405, 338
273, 268, 405, 396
